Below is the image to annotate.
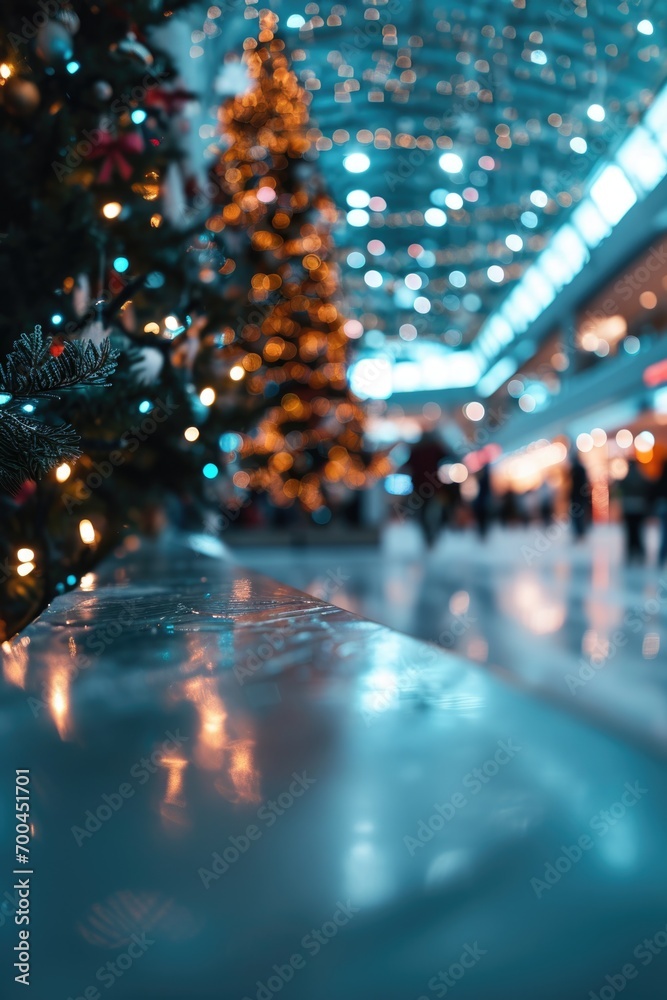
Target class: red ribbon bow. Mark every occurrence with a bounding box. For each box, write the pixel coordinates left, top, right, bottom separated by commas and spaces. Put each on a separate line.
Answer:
88, 131, 145, 183
145, 87, 196, 115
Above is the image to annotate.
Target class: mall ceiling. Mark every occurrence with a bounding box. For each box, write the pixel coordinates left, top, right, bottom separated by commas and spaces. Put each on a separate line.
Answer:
186, 0, 666, 369
272, 0, 666, 357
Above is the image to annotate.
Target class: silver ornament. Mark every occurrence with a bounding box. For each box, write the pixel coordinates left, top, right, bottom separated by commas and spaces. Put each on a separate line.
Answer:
55, 7, 80, 35
35, 21, 74, 63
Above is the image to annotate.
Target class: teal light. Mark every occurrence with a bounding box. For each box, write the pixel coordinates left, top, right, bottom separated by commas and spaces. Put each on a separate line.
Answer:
66, 574, 77, 586
22, 403, 35, 413
203, 463, 219, 480
113, 256, 129, 273
219, 432, 241, 452
66, 61, 80, 74
139, 400, 152, 414
0, 392, 12, 406
131, 109, 147, 124
51, 313, 63, 325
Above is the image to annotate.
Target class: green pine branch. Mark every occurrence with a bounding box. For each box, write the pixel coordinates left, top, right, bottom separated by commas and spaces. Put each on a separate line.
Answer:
0, 327, 119, 494
0, 327, 118, 398
0, 411, 81, 495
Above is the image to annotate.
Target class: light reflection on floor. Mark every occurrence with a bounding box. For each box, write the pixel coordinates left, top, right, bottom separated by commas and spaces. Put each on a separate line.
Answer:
234, 522, 667, 752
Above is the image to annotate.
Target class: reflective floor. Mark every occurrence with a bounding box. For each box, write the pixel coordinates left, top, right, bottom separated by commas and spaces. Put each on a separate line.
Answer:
1, 534, 666, 999
235, 522, 667, 756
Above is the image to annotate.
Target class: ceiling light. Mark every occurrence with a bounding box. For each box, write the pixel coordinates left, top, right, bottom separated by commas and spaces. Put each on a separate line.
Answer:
364, 270, 383, 288
438, 152, 463, 173
346, 189, 370, 208
424, 207, 447, 226
347, 209, 370, 227
343, 152, 370, 173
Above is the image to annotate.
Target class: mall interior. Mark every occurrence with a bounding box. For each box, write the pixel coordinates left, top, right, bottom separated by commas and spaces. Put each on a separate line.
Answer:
2, 2, 667, 998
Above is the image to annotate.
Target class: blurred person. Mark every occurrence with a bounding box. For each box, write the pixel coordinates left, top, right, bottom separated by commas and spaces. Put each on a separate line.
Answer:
472, 464, 493, 538
537, 478, 555, 526
407, 430, 447, 547
619, 459, 649, 564
499, 487, 520, 526
653, 461, 667, 567
569, 454, 591, 539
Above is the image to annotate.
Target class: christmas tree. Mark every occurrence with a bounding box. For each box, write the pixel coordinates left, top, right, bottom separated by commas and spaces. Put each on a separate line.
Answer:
0, 4, 382, 638
204, 10, 387, 515
0, 0, 225, 637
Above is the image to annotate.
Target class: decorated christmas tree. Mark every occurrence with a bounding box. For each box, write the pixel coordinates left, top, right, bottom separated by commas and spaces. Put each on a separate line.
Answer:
204, 11, 387, 515
0, 4, 382, 637
0, 0, 225, 637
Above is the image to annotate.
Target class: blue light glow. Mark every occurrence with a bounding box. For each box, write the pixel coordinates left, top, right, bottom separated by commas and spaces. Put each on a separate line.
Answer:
203, 463, 219, 479
131, 109, 147, 124
51, 313, 63, 325
66, 61, 80, 74
22, 404, 35, 413
113, 256, 129, 273
219, 432, 242, 451
521, 211, 538, 228
139, 400, 152, 414
385, 474, 413, 496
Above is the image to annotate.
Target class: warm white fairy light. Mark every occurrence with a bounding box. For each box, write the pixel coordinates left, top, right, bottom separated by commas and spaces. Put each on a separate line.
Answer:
79, 519, 96, 544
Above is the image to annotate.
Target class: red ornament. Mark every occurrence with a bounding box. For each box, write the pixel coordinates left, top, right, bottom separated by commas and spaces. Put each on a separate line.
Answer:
49, 338, 65, 357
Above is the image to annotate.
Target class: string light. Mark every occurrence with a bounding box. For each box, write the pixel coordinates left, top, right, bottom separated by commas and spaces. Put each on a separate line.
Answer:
79, 520, 96, 544
102, 202, 122, 219
17, 548, 34, 562
199, 387, 215, 406
55, 464, 71, 482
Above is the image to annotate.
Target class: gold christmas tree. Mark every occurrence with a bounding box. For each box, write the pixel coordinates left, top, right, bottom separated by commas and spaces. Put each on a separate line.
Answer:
207, 11, 387, 511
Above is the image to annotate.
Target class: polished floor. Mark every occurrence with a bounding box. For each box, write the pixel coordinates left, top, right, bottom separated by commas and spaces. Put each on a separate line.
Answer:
3, 535, 667, 998
234, 522, 667, 756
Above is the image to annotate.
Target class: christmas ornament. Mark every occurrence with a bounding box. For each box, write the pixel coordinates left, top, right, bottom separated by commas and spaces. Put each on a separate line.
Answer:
88, 130, 145, 182
2, 78, 40, 117
93, 80, 113, 101
129, 346, 164, 386
54, 6, 80, 35
114, 33, 153, 67
72, 274, 91, 318
49, 337, 65, 357
35, 21, 74, 63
